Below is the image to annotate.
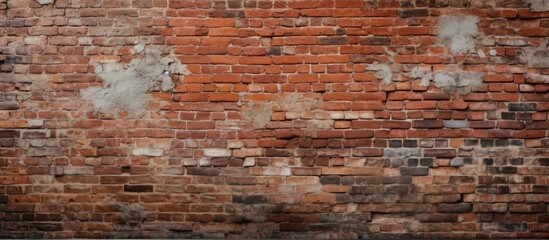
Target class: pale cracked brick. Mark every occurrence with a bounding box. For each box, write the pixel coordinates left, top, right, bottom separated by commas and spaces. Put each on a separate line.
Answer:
233, 148, 263, 158
344, 111, 360, 120
36, 0, 55, 5
199, 158, 211, 167
183, 158, 197, 166
262, 167, 291, 176
24, 36, 47, 45
243, 157, 256, 167
285, 112, 299, 119
329, 111, 345, 120
444, 120, 470, 129
132, 148, 164, 157
359, 111, 375, 119
227, 140, 244, 149
77, 37, 93, 46
27, 119, 44, 128
63, 166, 93, 175
203, 148, 232, 157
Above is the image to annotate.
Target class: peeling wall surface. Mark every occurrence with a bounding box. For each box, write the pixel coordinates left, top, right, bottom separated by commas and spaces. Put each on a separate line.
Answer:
438, 15, 479, 55
1, 0, 549, 239
82, 45, 190, 117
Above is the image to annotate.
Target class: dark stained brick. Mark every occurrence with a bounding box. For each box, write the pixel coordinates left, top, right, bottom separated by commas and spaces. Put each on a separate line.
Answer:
124, 185, 153, 192
398, 9, 430, 18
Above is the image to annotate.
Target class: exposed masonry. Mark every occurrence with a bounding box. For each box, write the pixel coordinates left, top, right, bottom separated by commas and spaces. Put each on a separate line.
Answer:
438, 15, 479, 55
241, 93, 320, 129
81, 44, 190, 118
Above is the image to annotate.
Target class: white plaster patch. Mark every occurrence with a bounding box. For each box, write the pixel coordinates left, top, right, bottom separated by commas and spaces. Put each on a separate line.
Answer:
522, 40, 549, 69
366, 63, 392, 85
525, 0, 549, 12
433, 71, 484, 95
410, 66, 433, 87
81, 45, 190, 118
438, 15, 479, 55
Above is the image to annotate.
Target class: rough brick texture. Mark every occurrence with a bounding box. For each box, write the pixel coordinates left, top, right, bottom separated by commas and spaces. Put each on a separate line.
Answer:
1, 0, 549, 239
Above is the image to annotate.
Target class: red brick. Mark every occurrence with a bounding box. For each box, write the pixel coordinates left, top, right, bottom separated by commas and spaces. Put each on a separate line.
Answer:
208, 93, 239, 102
406, 101, 437, 110
288, 74, 318, 83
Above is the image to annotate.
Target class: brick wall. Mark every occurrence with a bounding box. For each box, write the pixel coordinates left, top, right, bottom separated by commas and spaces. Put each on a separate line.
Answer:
1, 0, 548, 238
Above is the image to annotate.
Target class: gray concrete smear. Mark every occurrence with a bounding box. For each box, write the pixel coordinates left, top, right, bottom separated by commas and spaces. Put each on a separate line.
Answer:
410, 66, 433, 87
366, 63, 392, 85
241, 93, 320, 129
438, 15, 479, 55
525, 0, 549, 12
116, 203, 147, 225
433, 71, 484, 95
522, 40, 549, 69
36, 0, 55, 4
525, 73, 549, 83
81, 45, 190, 118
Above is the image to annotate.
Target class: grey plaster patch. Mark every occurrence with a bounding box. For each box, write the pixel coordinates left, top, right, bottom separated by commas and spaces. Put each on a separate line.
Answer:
81, 45, 190, 118
116, 203, 147, 225
525, 0, 549, 12
410, 66, 433, 87
433, 71, 484, 95
366, 63, 392, 85
525, 73, 549, 83
438, 15, 479, 55
36, 0, 55, 5
522, 41, 549, 69
477, 50, 486, 58
444, 120, 470, 129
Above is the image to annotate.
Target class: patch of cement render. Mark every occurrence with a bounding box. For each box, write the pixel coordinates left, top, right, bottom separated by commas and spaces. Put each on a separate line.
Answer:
116, 203, 147, 225
36, 0, 55, 4
241, 93, 320, 129
522, 41, 549, 69
438, 15, 479, 55
434, 71, 484, 95
525, 0, 549, 12
410, 66, 433, 87
525, 73, 549, 83
81, 45, 190, 118
366, 63, 392, 85
522, 40, 549, 83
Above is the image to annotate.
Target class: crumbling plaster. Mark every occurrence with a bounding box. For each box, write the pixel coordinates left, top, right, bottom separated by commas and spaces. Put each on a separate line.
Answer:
81, 45, 190, 118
